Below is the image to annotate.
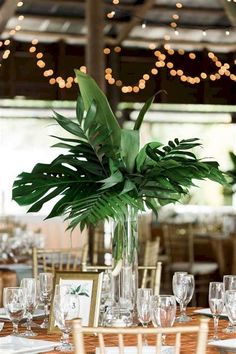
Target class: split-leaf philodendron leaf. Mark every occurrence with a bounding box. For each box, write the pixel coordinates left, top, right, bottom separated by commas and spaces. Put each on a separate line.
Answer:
12, 70, 227, 232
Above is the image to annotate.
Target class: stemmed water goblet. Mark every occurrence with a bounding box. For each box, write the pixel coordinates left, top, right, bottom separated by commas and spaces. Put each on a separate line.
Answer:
172, 272, 188, 322
209, 282, 225, 341
225, 290, 236, 332
20, 278, 38, 336
3, 287, 25, 336
223, 275, 236, 333
137, 288, 153, 345
53, 284, 80, 352
152, 295, 176, 345
39, 272, 53, 329
180, 274, 195, 322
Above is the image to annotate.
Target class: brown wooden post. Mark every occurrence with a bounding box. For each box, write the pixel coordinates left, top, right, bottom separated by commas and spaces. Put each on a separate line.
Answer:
85, 0, 105, 92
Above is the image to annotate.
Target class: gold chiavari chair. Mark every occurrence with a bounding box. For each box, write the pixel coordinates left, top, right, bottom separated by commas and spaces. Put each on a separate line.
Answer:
82, 261, 162, 295
32, 243, 89, 278
73, 318, 209, 354
163, 223, 218, 304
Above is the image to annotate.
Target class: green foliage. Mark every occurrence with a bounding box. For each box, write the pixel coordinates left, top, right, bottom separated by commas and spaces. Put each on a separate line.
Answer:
227, 151, 236, 184
12, 71, 227, 231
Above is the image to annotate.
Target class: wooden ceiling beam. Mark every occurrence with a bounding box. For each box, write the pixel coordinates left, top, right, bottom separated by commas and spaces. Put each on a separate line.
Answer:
220, 0, 236, 27
6, 28, 236, 51
13, 14, 230, 31
0, 0, 19, 34
114, 0, 156, 44
23, 0, 225, 15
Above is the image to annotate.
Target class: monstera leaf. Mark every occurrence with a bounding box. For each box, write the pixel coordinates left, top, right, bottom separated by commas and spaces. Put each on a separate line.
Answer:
12, 71, 227, 231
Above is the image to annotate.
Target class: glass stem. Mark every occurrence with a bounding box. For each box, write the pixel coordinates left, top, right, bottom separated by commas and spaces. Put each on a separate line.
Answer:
27, 314, 32, 332
213, 315, 219, 340
44, 303, 48, 320
182, 304, 187, 318
161, 334, 166, 345
180, 301, 184, 317
12, 322, 18, 335
61, 331, 70, 346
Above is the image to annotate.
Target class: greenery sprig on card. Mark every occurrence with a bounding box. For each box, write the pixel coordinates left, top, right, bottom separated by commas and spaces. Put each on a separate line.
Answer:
12, 70, 226, 231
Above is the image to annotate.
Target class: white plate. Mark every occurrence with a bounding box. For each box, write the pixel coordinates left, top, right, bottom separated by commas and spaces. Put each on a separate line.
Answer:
193, 308, 228, 318
0, 335, 58, 354
209, 338, 236, 351
96, 346, 175, 354
0, 308, 44, 321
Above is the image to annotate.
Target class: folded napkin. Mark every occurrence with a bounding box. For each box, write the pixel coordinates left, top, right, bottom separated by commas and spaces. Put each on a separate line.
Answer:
0, 335, 59, 354
96, 346, 175, 354
209, 338, 236, 349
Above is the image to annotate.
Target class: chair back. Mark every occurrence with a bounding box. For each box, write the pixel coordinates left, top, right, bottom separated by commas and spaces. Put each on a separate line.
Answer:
82, 262, 162, 295
32, 243, 89, 278
163, 223, 194, 268
73, 318, 209, 354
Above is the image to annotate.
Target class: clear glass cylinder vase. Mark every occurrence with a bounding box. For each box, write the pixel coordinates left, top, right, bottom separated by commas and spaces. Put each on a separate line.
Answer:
111, 206, 138, 313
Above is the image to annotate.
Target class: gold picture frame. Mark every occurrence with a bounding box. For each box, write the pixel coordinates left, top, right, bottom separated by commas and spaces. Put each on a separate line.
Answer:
48, 271, 103, 333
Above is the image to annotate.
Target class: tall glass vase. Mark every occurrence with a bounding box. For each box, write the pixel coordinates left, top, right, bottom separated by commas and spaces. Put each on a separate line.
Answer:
110, 206, 138, 323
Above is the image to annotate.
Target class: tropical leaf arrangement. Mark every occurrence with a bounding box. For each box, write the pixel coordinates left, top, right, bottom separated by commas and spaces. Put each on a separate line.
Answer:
12, 70, 226, 233
227, 151, 236, 185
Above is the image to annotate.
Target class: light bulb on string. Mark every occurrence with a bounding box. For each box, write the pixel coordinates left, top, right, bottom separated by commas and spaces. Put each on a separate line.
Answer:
141, 21, 146, 29
202, 30, 207, 37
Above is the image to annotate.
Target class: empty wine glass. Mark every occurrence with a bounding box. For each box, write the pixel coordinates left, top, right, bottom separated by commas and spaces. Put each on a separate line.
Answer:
39, 272, 53, 329
53, 284, 80, 352
152, 295, 176, 345
225, 290, 236, 332
3, 287, 25, 336
181, 274, 195, 322
172, 272, 188, 322
20, 278, 37, 336
137, 288, 153, 345
223, 275, 236, 333
209, 282, 225, 341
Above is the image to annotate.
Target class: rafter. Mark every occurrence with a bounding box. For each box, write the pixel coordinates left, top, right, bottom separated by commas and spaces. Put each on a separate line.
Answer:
0, 0, 19, 34
221, 0, 236, 27
6, 28, 236, 52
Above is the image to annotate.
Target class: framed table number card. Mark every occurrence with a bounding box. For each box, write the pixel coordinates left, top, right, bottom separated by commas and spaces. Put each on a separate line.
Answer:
48, 271, 103, 333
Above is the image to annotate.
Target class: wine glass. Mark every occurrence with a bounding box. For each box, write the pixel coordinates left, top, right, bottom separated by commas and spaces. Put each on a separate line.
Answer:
152, 295, 176, 345
225, 290, 236, 332
181, 274, 195, 322
137, 288, 153, 345
172, 272, 188, 322
3, 287, 25, 336
39, 272, 53, 328
209, 282, 225, 341
223, 275, 236, 333
53, 284, 80, 352
20, 278, 37, 336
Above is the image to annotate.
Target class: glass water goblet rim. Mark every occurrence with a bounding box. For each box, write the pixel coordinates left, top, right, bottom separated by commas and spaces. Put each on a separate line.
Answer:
209, 281, 225, 286
225, 289, 236, 294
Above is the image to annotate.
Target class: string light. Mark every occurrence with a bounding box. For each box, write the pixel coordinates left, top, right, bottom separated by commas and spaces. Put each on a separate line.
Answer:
0, 1, 24, 67
27, 0, 236, 92
141, 21, 146, 29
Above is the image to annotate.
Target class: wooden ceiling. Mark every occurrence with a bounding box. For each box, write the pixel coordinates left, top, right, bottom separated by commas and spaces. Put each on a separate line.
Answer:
0, 0, 235, 104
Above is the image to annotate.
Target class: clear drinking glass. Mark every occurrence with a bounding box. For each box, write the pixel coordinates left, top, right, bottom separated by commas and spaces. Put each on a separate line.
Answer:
223, 275, 236, 333
3, 287, 25, 336
20, 278, 38, 336
152, 295, 176, 345
39, 272, 53, 329
53, 284, 80, 352
137, 288, 153, 345
209, 282, 225, 341
181, 274, 195, 322
172, 272, 188, 322
225, 290, 236, 332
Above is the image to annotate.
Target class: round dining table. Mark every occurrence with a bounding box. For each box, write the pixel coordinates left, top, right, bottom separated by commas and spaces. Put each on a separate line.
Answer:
0, 308, 235, 354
